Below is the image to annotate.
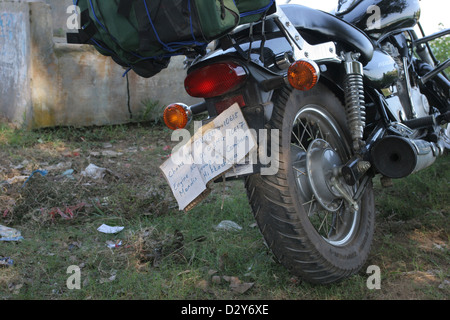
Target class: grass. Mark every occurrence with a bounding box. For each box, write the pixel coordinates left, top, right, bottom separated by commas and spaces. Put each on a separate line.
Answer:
0, 123, 448, 300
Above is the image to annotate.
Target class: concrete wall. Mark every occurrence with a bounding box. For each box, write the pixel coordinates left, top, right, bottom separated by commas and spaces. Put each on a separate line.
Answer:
0, 0, 200, 129
44, 0, 72, 36
0, 1, 32, 125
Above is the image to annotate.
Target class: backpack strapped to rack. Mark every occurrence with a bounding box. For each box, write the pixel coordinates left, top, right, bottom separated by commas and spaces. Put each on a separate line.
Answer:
67, 0, 275, 78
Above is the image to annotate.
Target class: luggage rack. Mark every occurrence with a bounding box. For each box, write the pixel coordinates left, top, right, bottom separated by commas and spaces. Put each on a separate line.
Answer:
230, 4, 340, 64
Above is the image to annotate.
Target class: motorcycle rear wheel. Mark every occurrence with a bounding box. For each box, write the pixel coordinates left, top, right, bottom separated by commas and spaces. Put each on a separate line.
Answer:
246, 84, 375, 284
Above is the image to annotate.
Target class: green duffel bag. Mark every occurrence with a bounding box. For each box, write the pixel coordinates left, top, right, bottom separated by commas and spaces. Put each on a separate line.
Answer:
68, 0, 241, 78
235, 0, 276, 24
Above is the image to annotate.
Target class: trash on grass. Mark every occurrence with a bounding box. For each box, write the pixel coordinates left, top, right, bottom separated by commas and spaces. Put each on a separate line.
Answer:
0, 257, 14, 267
43, 162, 72, 172
11, 159, 29, 170
62, 150, 81, 157
81, 164, 107, 180
97, 224, 124, 234
22, 170, 48, 188
106, 240, 123, 248
3, 176, 29, 185
222, 276, 255, 294
92, 150, 123, 158
0, 225, 24, 241
214, 220, 242, 232
81, 164, 120, 180
99, 274, 116, 284
48, 203, 85, 220
1, 170, 47, 187
61, 169, 75, 179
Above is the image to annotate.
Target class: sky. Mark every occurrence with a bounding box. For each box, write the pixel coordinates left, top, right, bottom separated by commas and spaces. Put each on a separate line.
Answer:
286, 0, 449, 34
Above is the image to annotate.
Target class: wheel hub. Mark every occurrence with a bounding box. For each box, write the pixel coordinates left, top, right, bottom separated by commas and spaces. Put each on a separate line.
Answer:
306, 139, 343, 212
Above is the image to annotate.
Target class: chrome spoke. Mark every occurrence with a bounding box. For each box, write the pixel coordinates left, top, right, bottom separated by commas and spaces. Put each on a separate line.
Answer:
299, 118, 314, 140
299, 121, 308, 145
293, 166, 307, 176
306, 195, 316, 217
292, 131, 308, 152
317, 211, 329, 233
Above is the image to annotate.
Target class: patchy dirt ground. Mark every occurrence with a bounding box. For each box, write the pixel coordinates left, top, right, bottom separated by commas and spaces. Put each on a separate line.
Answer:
0, 123, 448, 300
0, 125, 174, 222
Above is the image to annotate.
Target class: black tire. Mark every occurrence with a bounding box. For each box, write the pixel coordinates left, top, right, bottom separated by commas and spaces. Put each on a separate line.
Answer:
246, 84, 375, 284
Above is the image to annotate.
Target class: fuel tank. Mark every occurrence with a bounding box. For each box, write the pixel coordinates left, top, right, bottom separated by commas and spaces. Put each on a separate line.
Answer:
336, 0, 421, 38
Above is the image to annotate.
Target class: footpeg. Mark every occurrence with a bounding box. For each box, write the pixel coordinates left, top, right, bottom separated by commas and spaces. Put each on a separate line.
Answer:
437, 111, 450, 125
341, 157, 371, 186
402, 115, 437, 129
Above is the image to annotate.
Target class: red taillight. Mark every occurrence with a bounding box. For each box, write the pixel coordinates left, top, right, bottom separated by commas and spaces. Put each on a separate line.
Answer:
185, 62, 248, 98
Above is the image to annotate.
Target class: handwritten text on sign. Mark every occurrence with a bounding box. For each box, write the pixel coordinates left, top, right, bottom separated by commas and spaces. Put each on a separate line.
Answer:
160, 104, 256, 211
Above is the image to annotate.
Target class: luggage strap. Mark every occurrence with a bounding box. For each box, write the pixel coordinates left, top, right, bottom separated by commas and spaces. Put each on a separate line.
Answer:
67, 9, 98, 44
119, 0, 205, 53
237, 0, 276, 19
116, 0, 175, 52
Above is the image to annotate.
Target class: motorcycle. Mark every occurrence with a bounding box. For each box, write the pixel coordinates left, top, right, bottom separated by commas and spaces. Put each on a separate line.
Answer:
161, 0, 450, 284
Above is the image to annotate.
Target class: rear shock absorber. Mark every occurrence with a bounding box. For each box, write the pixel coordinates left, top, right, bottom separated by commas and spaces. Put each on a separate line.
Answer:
343, 52, 366, 153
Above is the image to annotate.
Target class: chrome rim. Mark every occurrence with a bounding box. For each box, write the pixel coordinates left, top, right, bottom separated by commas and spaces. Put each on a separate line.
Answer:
291, 106, 359, 247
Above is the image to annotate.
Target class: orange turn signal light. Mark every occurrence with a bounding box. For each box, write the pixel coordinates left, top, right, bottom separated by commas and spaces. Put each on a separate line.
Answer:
287, 59, 320, 91
163, 103, 192, 130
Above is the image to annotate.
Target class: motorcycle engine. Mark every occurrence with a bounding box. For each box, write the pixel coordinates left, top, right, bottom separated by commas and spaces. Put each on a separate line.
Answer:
382, 41, 431, 121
